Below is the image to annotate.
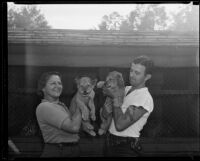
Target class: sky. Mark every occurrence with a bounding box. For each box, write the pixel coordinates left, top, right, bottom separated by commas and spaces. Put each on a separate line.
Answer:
7, 2, 194, 30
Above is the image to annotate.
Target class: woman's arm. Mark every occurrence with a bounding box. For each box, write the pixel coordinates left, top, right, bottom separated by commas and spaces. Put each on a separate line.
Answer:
37, 103, 82, 134
61, 106, 82, 133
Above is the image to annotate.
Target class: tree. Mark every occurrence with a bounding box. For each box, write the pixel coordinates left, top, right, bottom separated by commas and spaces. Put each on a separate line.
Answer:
8, 5, 51, 29
168, 5, 199, 31
98, 15, 109, 31
98, 12, 124, 30
98, 4, 168, 31
119, 5, 141, 31
98, 4, 199, 32
138, 4, 168, 31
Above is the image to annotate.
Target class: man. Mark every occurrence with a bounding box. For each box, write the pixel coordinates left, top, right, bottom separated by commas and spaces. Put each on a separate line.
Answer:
103, 55, 154, 157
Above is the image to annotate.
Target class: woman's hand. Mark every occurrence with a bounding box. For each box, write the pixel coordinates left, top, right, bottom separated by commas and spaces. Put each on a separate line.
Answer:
88, 90, 95, 99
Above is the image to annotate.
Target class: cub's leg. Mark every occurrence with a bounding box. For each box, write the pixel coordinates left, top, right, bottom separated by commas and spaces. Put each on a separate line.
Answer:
76, 96, 90, 121
88, 99, 96, 121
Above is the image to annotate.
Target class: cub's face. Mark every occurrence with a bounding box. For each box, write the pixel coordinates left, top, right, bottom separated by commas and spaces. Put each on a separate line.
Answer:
104, 71, 124, 90
76, 77, 97, 97
103, 71, 125, 96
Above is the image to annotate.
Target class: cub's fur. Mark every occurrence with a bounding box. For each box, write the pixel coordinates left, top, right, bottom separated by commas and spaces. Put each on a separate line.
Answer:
70, 76, 97, 136
97, 71, 125, 135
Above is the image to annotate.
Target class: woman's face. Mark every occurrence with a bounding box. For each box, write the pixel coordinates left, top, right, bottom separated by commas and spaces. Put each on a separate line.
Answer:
42, 75, 63, 100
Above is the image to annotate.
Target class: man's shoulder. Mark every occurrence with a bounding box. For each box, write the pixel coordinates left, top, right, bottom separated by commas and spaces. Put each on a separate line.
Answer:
134, 88, 154, 105
139, 87, 152, 96
145, 88, 153, 100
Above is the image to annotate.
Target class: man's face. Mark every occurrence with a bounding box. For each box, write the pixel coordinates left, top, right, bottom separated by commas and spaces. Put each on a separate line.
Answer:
129, 63, 150, 88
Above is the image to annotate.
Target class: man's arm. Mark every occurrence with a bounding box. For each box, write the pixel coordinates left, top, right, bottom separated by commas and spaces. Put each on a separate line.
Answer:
112, 98, 148, 132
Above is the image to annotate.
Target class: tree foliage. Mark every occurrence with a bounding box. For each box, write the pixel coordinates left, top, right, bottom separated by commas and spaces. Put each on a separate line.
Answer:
168, 5, 199, 31
98, 4, 199, 31
8, 5, 51, 29
98, 12, 124, 30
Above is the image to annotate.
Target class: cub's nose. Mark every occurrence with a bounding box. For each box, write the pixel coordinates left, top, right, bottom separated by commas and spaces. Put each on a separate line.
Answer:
105, 83, 111, 88
83, 91, 88, 95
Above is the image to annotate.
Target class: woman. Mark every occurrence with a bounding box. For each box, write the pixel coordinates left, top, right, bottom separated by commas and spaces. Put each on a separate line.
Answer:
36, 71, 82, 157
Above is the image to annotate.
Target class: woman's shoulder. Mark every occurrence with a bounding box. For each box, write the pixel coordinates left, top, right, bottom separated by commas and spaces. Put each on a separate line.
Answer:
37, 101, 51, 107
36, 101, 52, 112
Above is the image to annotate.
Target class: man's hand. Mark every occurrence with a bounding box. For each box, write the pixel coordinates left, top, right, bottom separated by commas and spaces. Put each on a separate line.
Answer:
97, 81, 105, 88
103, 86, 119, 98
103, 87, 124, 108
113, 97, 123, 107
88, 90, 95, 99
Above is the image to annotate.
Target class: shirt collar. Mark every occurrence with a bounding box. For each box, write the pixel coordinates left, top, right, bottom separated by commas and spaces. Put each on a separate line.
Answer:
41, 99, 64, 105
126, 86, 147, 96
134, 87, 148, 91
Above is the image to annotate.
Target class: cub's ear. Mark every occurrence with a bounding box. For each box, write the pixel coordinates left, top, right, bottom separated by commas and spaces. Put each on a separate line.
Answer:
75, 77, 80, 85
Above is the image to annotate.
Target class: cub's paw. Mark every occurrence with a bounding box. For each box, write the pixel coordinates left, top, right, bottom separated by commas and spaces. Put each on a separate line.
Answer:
88, 130, 96, 136
98, 128, 105, 136
82, 122, 94, 130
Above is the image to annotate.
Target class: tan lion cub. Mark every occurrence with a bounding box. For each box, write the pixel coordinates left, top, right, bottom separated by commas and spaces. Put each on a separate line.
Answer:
97, 71, 125, 135
70, 75, 97, 136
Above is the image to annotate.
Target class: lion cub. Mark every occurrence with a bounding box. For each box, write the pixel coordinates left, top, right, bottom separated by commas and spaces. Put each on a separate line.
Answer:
70, 75, 97, 136
97, 71, 125, 135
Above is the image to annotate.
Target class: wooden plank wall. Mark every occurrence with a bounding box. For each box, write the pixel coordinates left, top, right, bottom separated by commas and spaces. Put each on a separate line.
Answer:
8, 66, 199, 137
8, 29, 199, 46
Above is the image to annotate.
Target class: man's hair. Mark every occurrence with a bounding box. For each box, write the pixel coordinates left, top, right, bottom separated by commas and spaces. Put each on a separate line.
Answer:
37, 71, 62, 98
132, 55, 154, 75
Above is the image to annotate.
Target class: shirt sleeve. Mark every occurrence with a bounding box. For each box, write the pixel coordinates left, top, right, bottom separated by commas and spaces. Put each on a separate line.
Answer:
128, 94, 153, 113
141, 96, 154, 113
36, 102, 70, 129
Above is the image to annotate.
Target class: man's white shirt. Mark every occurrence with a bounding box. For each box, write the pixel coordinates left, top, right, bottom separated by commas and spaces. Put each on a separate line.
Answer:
109, 86, 154, 137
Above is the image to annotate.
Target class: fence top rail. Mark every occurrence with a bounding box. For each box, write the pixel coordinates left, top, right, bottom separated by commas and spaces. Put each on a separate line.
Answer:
8, 29, 199, 46
8, 88, 199, 95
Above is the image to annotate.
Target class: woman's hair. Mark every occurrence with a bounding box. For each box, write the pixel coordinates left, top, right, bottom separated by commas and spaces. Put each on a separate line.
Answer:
132, 55, 154, 75
37, 71, 62, 98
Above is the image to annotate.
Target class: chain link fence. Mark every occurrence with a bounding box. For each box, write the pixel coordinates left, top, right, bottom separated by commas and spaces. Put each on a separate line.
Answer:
8, 66, 199, 139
